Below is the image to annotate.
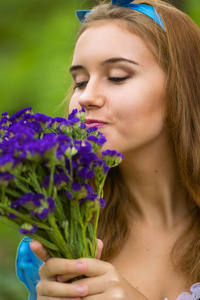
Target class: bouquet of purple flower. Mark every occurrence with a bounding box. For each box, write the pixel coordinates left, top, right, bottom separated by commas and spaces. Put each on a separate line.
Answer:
0, 107, 123, 259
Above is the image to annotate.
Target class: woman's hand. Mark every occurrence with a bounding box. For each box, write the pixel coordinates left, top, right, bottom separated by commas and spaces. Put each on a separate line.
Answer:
30, 239, 103, 262
31, 241, 148, 300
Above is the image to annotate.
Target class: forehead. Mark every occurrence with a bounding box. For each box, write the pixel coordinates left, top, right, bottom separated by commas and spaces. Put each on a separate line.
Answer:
72, 21, 154, 65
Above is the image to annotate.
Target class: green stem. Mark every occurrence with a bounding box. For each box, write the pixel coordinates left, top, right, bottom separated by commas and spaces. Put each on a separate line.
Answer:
82, 226, 89, 257
1, 186, 5, 203
70, 205, 74, 246
93, 175, 108, 256
76, 203, 89, 257
0, 204, 51, 230
29, 233, 60, 253
47, 153, 55, 197
93, 207, 100, 257
4, 188, 22, 198
15, 181, 31, 194
10, 172, 32, 187
53, 188, 66, 227
48, 214, 73, 259
28, 172, 42, 193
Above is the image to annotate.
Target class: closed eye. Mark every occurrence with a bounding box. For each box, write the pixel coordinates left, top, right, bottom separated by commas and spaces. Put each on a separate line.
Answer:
108, 76, 130, 83
74, 81, 88, 89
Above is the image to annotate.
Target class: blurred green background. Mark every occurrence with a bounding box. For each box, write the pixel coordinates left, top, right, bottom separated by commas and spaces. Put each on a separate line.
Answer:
0, 1, 199, 299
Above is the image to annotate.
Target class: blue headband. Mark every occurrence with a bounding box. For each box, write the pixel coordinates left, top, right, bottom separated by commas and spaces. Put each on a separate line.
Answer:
76, 0, 166, 31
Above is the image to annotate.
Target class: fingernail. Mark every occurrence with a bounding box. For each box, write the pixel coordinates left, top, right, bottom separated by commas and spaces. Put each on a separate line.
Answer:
77, 285, 85, 295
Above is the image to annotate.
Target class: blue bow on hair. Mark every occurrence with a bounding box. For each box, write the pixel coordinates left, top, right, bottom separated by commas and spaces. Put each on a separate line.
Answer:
76, 0, 166, 31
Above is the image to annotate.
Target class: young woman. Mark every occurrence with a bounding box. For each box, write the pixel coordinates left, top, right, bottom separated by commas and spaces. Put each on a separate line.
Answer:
16, 0, 200, 299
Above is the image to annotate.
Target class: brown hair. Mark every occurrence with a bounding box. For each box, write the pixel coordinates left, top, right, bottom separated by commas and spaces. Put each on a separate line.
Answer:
69, 0, 200, 284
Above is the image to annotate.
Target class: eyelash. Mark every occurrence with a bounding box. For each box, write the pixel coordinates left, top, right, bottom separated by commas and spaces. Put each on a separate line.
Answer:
108, 76, 129, 82
74, 76, 129, 89
74, 81, 88, 89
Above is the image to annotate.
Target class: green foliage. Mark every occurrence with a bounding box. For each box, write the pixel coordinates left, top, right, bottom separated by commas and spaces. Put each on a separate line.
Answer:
0, 0, 92, 117
0, 223, 28, 300
184, 0, 200, 25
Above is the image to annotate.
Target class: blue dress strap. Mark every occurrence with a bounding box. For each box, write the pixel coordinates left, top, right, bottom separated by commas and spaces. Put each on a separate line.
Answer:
16, 237, 43, 300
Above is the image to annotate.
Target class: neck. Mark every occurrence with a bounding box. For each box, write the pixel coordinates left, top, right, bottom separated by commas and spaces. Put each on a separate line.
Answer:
119, 134, 190, 230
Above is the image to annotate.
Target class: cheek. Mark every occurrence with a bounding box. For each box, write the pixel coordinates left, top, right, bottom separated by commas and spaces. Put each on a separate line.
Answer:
114, 95, 165, 135
68, 95, 82, 113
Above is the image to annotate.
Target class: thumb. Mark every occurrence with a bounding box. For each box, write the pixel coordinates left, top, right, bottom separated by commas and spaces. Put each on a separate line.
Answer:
30, 240, 51, 262
96, 239, 104, 260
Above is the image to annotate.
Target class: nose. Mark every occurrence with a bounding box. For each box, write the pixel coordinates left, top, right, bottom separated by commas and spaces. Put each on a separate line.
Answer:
78, 78, 105, 110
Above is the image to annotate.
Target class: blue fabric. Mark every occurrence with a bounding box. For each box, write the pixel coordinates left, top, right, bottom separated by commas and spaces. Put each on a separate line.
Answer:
76, 0, 166, 31
16, 237, 43, 300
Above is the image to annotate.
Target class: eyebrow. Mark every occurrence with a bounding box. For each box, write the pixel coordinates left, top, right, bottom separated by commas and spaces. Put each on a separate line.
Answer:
69, 57, 138, 74
101, 57, 138, 66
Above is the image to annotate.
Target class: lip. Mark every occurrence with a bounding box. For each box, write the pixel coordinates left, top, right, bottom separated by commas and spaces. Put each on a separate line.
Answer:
85, 118, 107, 129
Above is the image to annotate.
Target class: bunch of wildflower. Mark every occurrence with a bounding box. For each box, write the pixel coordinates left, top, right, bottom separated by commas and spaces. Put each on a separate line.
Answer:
0, 107, 124, 259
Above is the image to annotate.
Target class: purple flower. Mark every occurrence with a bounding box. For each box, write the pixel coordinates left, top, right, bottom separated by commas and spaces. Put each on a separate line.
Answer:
30, 196, 55, 219
11, 193, 45, 211
66, 191, 73, 200
43, 173, 69, 188
1, 112, 8, 117
97, 136, 107, 146
19, 224, 38, 235
82, 183, 93, 195
80, 123, 86, 129
87, 127, 98, 134
102, 149, 117, 156
72, 182, 82, 192
82, 141, 92, 152
87, 135, 98, 143
54, 117, 69, 124
31, 194, 45, 206
9, 107, 32, 123
79, 152, 98, 165
0, 171, 15, 182
117, 153, 124, 159
80, 192, 97, 204
34, 113, 52, 124
0, 116, 8, 126
8, 213, 18, 220
93, 161, 110, 174
99, 197, 106, 208
79, 108, 86, 113
70, 117, 80, 125
36, 208, 49, 219
68, 109, 78, 120
72, 159, 79, 170
77, 167, 95, 180
47, 197, 56, 212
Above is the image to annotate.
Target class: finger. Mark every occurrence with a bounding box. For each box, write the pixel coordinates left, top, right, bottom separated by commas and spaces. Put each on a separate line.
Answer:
96, 239, 103, 260
58, 240, 104, 282
57, 258, 111, 284
40, 258, 88, 281
71, 275, 105, 296
77, 258, 111, 278
30, 240, 51, 262
37, 280, 89, 298
40, 257, 111, 283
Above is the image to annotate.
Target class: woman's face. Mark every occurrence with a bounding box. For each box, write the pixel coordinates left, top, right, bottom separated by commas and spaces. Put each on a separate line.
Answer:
69, 21, 166, 156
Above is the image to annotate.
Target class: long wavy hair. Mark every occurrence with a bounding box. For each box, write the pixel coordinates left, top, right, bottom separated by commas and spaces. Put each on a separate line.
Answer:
66, 0, 200, 284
